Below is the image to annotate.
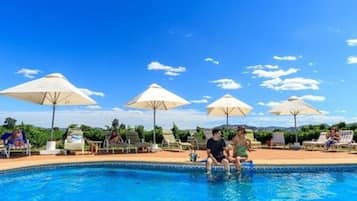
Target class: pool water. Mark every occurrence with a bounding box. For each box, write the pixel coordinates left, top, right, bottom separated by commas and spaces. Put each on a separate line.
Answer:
0, 165, 356, 201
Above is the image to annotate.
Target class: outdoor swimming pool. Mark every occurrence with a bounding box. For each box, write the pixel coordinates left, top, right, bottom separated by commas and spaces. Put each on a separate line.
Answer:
0, 163, 356, 201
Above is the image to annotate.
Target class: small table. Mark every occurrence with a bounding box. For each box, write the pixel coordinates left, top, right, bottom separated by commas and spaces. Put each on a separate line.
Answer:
87, 140, 102, 154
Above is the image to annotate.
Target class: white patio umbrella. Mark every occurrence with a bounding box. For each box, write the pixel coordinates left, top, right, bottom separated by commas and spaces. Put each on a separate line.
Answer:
0, 73, 96, 142
207, 94, 252, 128
270, 96, 321, 144
127, 83, 190, 147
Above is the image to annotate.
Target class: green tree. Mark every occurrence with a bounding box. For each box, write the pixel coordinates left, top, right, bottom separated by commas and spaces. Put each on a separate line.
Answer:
68, 124, 78, 129
112, 118, 119, 131
135, 125, 145, 139
171, 123, 179, 138
3, 117, 17, 130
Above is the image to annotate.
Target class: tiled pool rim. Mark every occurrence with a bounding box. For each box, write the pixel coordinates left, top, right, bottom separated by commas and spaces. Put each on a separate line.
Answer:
1, 161, 357, 174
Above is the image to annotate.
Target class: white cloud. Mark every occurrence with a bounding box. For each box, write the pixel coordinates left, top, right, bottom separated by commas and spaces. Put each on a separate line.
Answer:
86, 105, 102, 110
320, 110, 330, 115
335, 110, 346, 113
313, 70, 318, 73
147, 61, 186, 76
246, 64, 279, 70
204, 57, 219, 65
191, 95, 212, 104
308, 62, 314, 66
79, 88, 105, 97
16, 68, 41, 78
112, 107, 123, 112
347, 56, 357, 64
261, 77, 320, 91
1, 108, 352, 129
273, 56, 297, 61
299, 95, 325, 102
258, 101, 280, 108
190, 99, 208, 104
165, 71, 179, 76
211, 79, 241, 90
252, 68, 298, 78
346, 38, 357, 46
251, 112, 265, 116
127, 110, 144, 115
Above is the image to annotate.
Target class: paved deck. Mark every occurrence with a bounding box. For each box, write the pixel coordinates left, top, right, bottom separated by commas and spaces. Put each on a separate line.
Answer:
1, 149, 357, 171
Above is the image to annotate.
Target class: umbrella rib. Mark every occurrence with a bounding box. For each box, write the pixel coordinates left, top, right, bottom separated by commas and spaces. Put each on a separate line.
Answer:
57, 93, 73, 104
237, 107, 247, 116
44, 92, 55, 104
40, 92, 48, 105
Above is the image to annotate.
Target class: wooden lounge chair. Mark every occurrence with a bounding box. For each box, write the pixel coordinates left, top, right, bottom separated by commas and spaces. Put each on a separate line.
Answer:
1, 131, 31, 158
270, 132, 285, 149
303, 132, 327, 151
126, 131, 149, 153
64, 128, 85, 155
245, 129, 261, 149
162, 131, 192, 151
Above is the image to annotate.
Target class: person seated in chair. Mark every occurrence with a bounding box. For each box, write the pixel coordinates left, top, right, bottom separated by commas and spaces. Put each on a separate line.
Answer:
228, 127, 252, 172
206, 128, 231, 175
109, 130, 123, 144
324, 127, 340, 150
10, 129, 25, 147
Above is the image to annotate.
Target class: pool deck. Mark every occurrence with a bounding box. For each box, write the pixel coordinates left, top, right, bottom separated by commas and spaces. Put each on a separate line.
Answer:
1, 149, 357, 171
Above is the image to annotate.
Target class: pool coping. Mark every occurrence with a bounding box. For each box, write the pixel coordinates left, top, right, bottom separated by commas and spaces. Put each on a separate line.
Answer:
1, 160, 357, 174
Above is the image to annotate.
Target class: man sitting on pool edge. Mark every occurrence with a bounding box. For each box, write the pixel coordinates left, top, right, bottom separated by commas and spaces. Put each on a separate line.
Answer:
206, 128, 231, 175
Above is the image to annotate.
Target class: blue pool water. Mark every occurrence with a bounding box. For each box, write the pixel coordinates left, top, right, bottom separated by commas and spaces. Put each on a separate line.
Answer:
0, 164, 356, 201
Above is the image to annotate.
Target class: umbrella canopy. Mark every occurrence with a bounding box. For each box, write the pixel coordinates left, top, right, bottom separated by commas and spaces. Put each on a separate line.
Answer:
127, 83, 190, 144
0, 73, 96, 139
207, 94, 252, 128
270, 96, 321, 143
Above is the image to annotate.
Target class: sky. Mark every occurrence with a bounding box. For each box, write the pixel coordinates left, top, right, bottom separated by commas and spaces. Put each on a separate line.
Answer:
1, 0, 357, 129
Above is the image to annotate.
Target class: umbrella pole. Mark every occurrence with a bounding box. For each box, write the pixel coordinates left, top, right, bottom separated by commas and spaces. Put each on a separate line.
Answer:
153, 107, 156, 145
51, 103, 56, 141
226, 113, 229, 130
294, 114, 297, 143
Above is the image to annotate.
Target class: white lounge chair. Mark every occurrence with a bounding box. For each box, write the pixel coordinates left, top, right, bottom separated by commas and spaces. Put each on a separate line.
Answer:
303, 132, 327, 151
162, 131, 192, 151
64, 128, 85, 155
270, 132, 285, 148
330, 130, 354, 151
245, 129, 261, 149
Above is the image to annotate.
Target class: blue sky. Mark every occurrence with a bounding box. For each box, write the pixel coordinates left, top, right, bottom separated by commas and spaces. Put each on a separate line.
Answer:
1, 0, 357, 129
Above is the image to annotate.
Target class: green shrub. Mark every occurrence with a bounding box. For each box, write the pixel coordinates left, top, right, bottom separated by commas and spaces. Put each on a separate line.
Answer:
254, 131, 272, 144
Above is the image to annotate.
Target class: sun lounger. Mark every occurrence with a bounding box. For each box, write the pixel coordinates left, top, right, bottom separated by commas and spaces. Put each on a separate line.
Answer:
64, 128, 85, 155
329, 130, 354, 151
103, 132, 129, 153
270, 132, 285, 148
1, 131, 31, 158
245, 129, 261, 149
162, 131, 192, 151
126, 131, 149, 153
303, 132, 327, 151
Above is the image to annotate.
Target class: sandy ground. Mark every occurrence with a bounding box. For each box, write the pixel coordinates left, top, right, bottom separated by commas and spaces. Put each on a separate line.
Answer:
1, 149, 357, 171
